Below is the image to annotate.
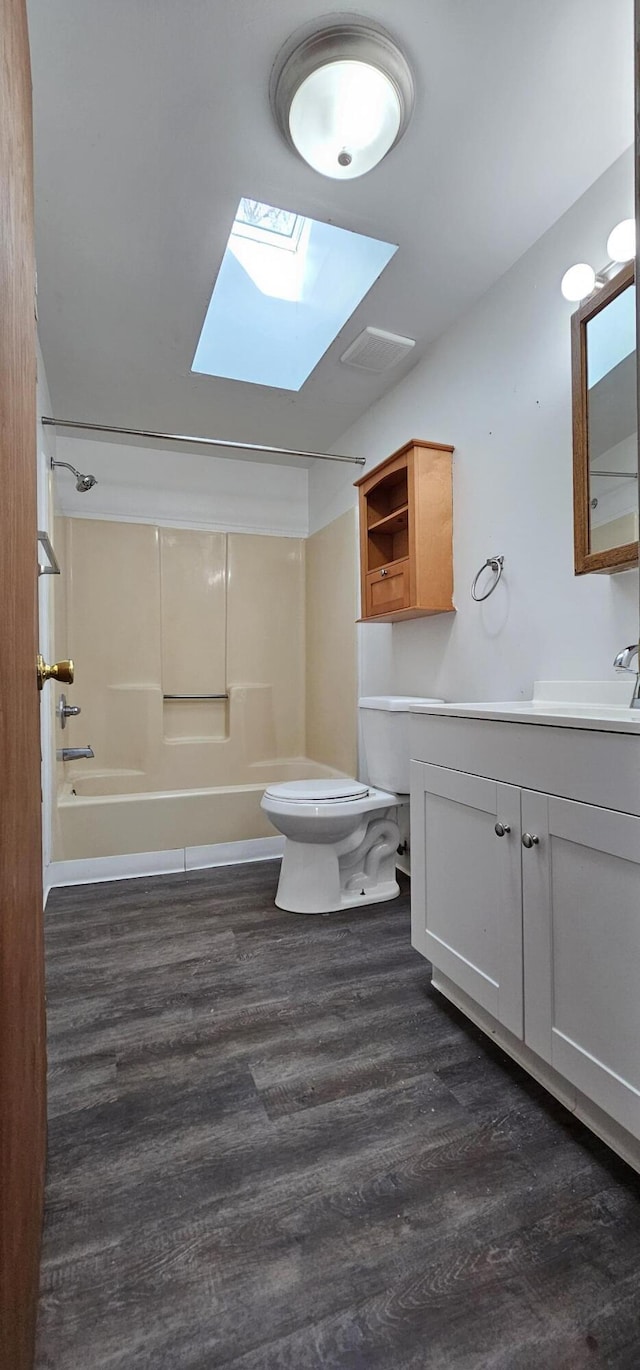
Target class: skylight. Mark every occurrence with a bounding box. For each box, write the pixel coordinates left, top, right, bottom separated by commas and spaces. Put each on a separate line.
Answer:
192, 197, 397, 391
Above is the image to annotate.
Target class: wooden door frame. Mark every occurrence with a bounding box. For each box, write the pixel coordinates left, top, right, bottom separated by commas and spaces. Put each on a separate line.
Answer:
0, 1, 47, 1367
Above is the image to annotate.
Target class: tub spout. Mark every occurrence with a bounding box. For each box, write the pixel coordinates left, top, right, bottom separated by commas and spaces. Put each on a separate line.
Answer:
57, 746, 94, 761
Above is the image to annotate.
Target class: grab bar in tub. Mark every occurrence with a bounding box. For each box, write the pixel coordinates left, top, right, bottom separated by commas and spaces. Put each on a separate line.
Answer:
163, 694, 229, 701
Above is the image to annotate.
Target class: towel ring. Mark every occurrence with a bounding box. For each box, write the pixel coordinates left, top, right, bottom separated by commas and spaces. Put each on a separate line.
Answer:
471, 555, 504, 602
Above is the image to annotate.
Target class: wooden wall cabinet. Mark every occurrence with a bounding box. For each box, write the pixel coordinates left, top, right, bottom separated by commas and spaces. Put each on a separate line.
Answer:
355, 439, 454, 622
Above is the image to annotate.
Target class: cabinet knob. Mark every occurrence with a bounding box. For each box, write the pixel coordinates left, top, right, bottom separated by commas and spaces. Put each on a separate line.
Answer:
522, 832, 539, 849
380, 567, 389, 577
494, 822, 510, 838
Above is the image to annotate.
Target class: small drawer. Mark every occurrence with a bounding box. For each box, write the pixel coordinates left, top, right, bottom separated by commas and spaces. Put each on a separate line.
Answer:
365, 559, 411, 617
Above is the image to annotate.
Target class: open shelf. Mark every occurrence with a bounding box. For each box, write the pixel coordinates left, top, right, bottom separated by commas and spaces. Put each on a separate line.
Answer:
364, 472, 409, 573
367, 525, 409, 571
366, 552, 409, 574
367, 503, 409, 535
365, 469, 408, 526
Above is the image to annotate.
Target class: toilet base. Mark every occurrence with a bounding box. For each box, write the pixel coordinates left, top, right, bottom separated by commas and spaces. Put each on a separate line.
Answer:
274, 825, 401, 915
276, 877, 400, 915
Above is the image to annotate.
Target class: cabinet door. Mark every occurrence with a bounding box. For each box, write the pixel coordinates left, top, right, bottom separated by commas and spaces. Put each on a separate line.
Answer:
522, 790, 640, 1138
411, 762, 523, 1037
365, 560, 410, 617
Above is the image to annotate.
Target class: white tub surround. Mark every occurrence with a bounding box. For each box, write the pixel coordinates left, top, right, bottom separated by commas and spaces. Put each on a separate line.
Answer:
409, 682, 640, 1173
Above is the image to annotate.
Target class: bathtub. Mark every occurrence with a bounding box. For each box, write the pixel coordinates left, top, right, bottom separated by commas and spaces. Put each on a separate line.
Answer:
55, 758, 346, 861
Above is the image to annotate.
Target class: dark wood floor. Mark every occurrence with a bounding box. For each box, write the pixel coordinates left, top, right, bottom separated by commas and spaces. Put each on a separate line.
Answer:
36, 861, 640, 1369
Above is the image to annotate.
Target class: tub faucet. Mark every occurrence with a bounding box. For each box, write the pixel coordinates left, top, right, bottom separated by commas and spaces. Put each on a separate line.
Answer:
613, 643, 640, 708
57, 745, 95, 761
57, 693, 81, 729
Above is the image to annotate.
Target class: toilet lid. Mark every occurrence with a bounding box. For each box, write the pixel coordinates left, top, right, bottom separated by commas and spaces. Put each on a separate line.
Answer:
264, 778, 369, 803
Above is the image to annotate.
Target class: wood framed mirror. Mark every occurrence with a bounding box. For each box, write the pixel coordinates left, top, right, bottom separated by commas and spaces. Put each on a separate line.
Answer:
572, 260, 639, 575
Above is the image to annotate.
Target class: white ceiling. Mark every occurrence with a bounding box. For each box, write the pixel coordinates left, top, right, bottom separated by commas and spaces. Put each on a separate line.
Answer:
28, 0, 633, 457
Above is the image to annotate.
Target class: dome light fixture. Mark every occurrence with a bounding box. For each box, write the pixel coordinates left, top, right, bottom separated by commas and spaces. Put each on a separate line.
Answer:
606, 218, 636, 264
561, 263, 597, 303
270, 20, 414, 181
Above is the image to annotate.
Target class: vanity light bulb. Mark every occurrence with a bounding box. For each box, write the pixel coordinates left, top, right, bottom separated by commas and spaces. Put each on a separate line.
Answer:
606, 219, 636, 264
560, 263, 596, 302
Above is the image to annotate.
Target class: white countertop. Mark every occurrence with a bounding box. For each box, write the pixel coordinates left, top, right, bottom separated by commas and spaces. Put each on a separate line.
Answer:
409, 680, 640, 734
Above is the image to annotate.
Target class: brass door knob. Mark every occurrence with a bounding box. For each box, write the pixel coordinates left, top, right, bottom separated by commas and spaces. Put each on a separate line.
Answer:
37, 654, 74, 690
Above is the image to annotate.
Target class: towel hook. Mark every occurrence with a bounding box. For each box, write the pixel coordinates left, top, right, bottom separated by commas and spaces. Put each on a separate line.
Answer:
471, 555, 504, 602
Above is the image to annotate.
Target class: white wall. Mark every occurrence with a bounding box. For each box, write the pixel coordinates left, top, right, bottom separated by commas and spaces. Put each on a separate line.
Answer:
53, 435, 309, 538
309, 148, 639, 704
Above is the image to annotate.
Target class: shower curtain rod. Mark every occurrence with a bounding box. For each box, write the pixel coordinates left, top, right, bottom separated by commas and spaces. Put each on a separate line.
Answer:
41, 417, 366, 467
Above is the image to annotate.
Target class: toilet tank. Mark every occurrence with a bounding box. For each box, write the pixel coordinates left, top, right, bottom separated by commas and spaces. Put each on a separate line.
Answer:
359, 696, 444, 793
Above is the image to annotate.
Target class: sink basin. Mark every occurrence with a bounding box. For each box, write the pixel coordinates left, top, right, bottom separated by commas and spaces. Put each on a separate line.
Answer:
409, 680, 640, 733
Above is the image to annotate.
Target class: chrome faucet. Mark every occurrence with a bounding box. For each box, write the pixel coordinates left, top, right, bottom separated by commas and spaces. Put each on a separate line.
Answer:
613, 643, 640, 708
57, 745, 95, 761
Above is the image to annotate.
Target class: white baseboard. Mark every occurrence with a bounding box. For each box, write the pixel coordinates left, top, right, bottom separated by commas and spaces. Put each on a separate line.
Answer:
47, 836, 284, 889
49, 848, 186, 887
186, 836, 284, 869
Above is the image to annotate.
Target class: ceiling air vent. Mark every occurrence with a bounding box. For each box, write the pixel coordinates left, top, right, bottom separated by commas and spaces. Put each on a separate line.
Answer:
340, 326, 415, 373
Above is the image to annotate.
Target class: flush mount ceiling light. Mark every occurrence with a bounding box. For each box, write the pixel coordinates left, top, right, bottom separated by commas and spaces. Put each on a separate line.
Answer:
270, 19, 414, 180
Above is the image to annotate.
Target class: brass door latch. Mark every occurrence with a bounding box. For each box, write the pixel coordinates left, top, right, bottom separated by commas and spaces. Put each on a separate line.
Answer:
37, 655, 74, 691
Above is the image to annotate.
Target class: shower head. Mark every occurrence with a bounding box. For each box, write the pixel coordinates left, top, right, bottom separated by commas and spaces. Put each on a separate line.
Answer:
51, 458, 98, 492
75, 472, 97, 492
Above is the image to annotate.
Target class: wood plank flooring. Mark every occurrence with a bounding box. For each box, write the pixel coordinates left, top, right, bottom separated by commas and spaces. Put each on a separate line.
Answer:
36, 862, 640, 1369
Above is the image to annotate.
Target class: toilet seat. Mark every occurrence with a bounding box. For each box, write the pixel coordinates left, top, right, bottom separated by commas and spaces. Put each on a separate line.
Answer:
263, 778, 369, 805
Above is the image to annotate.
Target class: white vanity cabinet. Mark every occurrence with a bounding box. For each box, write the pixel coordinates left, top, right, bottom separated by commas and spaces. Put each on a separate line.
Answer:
410, 764, 524, 1037
522, 791, 640, 1138
409, 698, 640, 1167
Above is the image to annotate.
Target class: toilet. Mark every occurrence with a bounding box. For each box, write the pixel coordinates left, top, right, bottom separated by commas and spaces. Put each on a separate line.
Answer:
261, 696, 444, 914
